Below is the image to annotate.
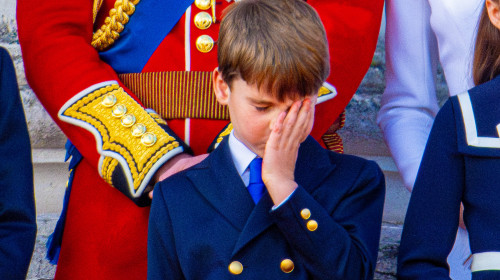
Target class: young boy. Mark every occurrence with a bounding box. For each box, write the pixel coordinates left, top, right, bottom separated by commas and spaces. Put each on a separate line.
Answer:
148, 0, 385, 279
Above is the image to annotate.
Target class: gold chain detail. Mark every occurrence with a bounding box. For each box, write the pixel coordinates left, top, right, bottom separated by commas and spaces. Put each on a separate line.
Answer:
92, 0, 140, 51
93, 0, 104, 24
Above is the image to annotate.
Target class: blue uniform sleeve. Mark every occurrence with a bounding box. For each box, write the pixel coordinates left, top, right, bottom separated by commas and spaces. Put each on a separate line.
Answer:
270, 160, 385, 279
398, 99, 464, 279
147, 182, 183, 280
0, 47, 37, 279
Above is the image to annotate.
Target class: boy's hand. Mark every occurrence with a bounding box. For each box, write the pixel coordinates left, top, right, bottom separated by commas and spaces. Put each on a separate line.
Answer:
262, 98, 315, 205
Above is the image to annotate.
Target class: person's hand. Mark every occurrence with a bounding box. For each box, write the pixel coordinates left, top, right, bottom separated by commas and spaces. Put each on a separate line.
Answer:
262, 98, 315, 205
148, 153, 208, 199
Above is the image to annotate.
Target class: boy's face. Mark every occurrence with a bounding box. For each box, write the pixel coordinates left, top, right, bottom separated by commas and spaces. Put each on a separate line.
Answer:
213, 69, 317, 158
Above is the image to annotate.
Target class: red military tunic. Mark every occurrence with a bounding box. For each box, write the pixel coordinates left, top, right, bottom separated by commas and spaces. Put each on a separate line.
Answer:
17, 0, 383, 279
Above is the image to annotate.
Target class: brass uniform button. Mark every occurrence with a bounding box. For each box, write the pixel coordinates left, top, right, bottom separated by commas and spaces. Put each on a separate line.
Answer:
194, 12, 213, 30
111, 104, 127, 118
300, 208, 311, 220
131, 123, 147, 137
280, 259, 294, 273
196, 35, 214, 53
228, 261, 243, 275
121, 114, 136, 127
195, 0, 211, 10
307, 220, 318, 231
141, 132, 157, 147
101, 93, 117, 107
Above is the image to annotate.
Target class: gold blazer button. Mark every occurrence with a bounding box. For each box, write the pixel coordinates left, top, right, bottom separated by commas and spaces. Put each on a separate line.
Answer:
300, 208, 311, 220
228, 261, 243, 275
307, 220, 318, 231
280, 259, 294, 273
196, 35, 214, 53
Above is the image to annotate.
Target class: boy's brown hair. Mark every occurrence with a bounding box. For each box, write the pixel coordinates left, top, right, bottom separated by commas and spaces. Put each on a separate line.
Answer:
217, 0, 330, 101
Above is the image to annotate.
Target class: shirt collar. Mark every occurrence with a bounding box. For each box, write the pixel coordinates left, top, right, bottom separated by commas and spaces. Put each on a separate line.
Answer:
228, 130, 257, 177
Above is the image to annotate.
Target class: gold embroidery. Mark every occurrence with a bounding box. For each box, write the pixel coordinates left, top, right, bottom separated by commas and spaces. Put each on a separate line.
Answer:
62, 84, 179, 191
148, 111, 168, 125
102, 157, 119, 185
92, 0, 140, 51
216, 123, 233, 144
318, 86, 332, 97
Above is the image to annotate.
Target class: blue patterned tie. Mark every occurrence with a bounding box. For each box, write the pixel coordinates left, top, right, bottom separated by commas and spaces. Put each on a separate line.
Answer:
248, 158, 266, 204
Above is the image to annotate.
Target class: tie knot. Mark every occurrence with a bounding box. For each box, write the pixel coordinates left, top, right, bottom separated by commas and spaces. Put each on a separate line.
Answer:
249, 157, 263, 185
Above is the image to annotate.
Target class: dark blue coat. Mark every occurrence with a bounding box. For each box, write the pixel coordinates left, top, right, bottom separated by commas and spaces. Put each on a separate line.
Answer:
0, 47, 37, 279
148, 136, 385, 279
398, 75, 500, 280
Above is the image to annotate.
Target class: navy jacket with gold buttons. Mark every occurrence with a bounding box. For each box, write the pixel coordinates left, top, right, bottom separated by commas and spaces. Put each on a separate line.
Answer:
148, 136, 385, 279
398, 75, 500, 280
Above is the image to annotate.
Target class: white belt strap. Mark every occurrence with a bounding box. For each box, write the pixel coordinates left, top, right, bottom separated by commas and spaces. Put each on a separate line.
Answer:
471, 252, 500, 272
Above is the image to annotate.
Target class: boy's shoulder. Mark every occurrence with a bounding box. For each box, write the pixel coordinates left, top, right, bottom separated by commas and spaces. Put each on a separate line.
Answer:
298, 136, 382, 176
154, 155, 211, 194
296, 136, 384, 195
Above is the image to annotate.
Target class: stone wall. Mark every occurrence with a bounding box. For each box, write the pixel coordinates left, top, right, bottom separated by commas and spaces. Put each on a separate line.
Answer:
0, 3, 67, 149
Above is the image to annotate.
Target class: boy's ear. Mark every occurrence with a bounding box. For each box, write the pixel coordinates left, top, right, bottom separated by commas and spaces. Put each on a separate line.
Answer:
213, 68, 230, 105
487, 0, 500, 30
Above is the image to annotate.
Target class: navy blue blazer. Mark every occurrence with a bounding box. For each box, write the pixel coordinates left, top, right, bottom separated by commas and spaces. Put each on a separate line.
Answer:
148, 135, 385, 279
0, 47, 37, 279
398, 75, 500, 280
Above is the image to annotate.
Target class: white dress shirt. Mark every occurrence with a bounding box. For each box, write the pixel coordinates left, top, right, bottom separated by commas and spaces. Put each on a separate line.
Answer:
228, 131, 256, 187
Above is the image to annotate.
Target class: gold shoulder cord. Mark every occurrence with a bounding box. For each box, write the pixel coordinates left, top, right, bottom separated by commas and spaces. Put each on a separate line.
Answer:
92, 0, 104, 24
92, 0, 140, 51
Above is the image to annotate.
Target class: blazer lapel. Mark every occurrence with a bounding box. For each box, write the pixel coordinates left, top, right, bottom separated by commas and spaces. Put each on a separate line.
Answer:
187, 138, 255, 232
231, 137, 336, 256
231, 193, 274, 256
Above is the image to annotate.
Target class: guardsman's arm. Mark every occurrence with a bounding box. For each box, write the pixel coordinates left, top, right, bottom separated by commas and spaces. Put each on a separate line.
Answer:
17, 0, 186, 206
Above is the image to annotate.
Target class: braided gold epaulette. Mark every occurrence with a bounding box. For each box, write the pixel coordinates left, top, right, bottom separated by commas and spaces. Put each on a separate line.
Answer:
92, 0, 140, 51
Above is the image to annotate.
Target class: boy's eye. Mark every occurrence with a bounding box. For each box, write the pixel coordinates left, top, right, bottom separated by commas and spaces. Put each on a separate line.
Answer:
255, 106, 269, 112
